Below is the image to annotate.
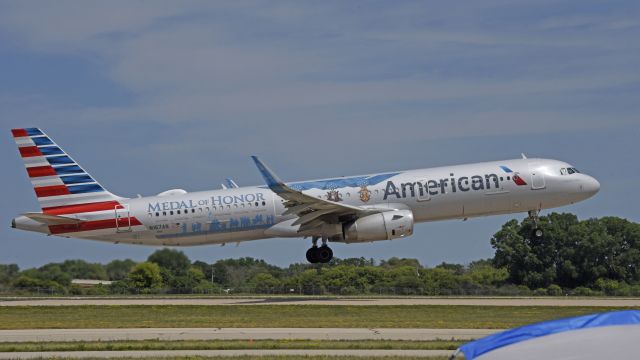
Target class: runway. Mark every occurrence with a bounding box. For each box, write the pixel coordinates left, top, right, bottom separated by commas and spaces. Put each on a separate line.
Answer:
0, 349, 453, 359
1, 297, 639, 306
0, 327, 499, 342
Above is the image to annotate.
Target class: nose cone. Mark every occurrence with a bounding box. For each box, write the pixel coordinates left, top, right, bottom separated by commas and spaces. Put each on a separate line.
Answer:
580, 175, 600, 198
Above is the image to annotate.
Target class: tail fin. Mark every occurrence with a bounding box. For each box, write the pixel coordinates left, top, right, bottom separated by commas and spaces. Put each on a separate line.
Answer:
11, 128, 122, 213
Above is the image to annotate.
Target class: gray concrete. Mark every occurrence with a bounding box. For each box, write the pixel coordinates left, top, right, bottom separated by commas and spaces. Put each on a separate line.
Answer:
0, 349, 454, 358
0, 328, 499, 342
1, 297, 639, 307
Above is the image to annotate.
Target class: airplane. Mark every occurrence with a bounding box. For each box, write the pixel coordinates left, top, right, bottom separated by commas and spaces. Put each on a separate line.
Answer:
10, 127, 600, 263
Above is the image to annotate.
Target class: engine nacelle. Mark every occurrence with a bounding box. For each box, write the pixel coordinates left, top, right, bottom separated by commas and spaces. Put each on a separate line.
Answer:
341, 210, 414, 243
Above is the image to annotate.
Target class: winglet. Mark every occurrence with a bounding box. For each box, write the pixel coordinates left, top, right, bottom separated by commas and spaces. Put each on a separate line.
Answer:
251, 156, 288, 193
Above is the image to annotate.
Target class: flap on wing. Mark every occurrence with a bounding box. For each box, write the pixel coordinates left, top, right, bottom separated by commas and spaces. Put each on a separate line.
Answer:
22, 212, 83, 225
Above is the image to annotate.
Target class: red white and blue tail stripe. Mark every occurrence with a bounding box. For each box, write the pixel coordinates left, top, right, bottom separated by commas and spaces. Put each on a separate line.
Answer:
11, 127, 123, 214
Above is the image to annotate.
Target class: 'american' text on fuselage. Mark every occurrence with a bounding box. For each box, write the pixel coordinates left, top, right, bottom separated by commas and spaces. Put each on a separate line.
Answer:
384, 173, 503, 200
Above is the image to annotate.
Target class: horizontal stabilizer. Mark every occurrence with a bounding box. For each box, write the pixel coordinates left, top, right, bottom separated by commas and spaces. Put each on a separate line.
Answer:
22, 212, 83, 225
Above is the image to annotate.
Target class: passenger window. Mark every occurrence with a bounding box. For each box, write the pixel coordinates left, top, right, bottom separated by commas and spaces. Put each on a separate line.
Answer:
262, 201, 266, 206
155, 212, 159, 217
192, 209, 195, 213
162, 211, 166, 216
255, 202, 259, 207
170, 211, 173, 215
177, 210, 181, 215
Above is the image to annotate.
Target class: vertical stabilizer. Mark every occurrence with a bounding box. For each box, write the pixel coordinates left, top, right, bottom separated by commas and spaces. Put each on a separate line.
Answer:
11, 128, 123, 214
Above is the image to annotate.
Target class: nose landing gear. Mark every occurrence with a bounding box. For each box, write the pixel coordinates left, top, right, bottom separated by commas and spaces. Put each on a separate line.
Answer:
528, 210, 544, 239
306, 236, 333, 264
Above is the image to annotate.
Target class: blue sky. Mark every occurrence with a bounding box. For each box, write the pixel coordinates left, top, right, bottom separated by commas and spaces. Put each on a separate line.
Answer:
1, 1, 638, 269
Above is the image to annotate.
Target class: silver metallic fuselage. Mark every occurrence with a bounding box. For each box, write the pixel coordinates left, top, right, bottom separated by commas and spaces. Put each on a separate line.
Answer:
14, 158, 600, 246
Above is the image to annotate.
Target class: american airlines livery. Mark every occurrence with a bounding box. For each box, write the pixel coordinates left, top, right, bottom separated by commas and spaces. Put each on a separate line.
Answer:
10, 128, 600, 263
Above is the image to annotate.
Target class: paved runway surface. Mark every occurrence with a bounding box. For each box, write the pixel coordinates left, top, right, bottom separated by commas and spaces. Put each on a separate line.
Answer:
0, 328, 498, 342
1, 297, 639, 306
0, 349, 454, 358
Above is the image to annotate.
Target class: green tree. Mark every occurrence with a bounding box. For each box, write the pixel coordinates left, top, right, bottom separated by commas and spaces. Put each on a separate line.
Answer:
147, 249, 191, 276
492, 213, 640, 289
212, 257, 281, 288
170, 267, 207, 291
106, 259, 136, 280
547, 284, 563, 296
0, 264, 19, 286
32, 264, 72, 287
251, 273, 281, 293
127, 262, 163, 289
330, 257, 375, 267
59, 260, 107, 280
380, 257, 422, 269
467, 260, 508, 287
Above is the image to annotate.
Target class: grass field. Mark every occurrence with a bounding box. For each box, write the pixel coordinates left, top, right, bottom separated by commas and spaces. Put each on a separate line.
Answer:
0, 305, 636, 329
0, 339, 462, 352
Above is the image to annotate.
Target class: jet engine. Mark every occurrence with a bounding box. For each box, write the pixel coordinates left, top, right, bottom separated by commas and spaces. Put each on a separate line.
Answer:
340, 210, 414, 243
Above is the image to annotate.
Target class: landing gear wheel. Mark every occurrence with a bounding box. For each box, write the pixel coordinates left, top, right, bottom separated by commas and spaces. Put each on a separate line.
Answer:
527, 210, 543, 240
317, 246, 333, 263
532, 228, 544, 239
306, 247, 319, 264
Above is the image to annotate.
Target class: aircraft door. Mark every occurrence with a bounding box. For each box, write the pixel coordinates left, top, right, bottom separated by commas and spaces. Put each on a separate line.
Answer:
115, 204, 132, 232
417, 179, 430, 202
528, 163, 546, 190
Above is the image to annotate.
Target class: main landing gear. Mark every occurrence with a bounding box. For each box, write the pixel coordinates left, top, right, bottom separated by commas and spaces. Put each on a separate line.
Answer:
306, 236, 333, 264
528, 210, 544, 239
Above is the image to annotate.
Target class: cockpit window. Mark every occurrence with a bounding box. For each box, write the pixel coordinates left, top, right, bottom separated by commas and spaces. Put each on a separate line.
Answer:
561, 167, 580, 175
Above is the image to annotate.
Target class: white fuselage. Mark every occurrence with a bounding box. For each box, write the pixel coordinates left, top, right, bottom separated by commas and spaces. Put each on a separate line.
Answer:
45, 158, 598, 246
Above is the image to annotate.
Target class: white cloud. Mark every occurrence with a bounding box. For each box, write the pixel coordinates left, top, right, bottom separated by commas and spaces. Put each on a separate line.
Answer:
1, 1, 638, 142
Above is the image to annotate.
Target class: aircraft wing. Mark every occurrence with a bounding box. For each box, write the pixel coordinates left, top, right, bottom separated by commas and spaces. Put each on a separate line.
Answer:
251, 156, 379, 233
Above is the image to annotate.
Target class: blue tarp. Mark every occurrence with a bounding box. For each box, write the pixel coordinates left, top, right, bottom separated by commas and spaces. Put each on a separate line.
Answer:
459, 310, 640, 360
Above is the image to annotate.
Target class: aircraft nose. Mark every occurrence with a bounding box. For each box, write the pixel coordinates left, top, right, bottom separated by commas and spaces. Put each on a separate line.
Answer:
580, 175, 600, 197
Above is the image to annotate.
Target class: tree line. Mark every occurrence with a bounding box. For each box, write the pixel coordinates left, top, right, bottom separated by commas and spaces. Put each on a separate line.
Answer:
1, 213, 638, 296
